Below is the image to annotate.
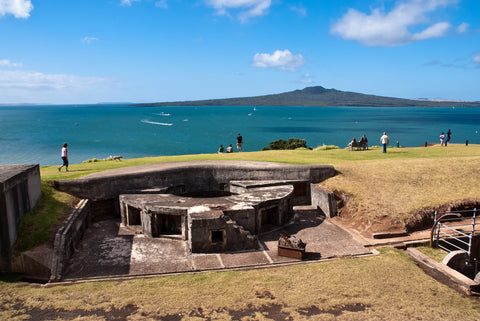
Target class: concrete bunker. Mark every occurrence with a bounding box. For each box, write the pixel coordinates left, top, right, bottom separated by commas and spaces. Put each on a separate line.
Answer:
54, 161, 337, 254
118, 182, 295, 253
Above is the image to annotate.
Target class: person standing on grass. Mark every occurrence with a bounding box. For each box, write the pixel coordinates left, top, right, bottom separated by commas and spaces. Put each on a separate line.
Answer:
236, 133, 243, 152
440, 132, 445, 146
58, 143, 69, 172
446, 129, 452, 146
380, 132, 389, 153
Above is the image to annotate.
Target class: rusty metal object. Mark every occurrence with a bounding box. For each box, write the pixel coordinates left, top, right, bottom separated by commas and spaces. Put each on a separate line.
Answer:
278, 231, 306, 259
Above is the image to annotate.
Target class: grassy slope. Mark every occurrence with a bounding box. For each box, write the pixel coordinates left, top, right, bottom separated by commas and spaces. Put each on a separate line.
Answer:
39, 144, 480, 179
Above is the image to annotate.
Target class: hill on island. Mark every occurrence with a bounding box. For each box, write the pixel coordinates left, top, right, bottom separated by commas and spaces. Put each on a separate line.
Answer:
133, 86, 480, 108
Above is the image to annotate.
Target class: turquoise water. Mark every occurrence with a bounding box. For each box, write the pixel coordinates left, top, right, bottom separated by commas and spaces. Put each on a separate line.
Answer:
1, 105, 479, 166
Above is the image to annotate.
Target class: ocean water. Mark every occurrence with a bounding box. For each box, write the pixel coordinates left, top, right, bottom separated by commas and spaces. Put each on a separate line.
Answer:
1, 105, 479, 166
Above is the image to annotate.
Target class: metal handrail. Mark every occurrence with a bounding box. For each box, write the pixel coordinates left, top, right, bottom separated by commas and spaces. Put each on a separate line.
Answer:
430, 213, 462, 247
431, 208, 479, 265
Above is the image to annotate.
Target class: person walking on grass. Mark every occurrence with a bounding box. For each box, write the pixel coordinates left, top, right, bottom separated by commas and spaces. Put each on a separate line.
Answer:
380, 132, 389, 153
58, 143, 69, 172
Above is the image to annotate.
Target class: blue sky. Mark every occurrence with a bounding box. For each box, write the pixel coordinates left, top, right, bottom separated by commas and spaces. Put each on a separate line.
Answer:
0, 0, 479, 104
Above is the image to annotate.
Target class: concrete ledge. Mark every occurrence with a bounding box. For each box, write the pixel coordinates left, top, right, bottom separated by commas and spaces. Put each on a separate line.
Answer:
406, 247, 480, 295
50, 199, 91, 282
54, 161, 335, 201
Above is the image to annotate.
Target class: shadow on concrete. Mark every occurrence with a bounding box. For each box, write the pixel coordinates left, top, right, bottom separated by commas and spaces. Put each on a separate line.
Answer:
63, 220, 134, 279
62, 207, 371, 281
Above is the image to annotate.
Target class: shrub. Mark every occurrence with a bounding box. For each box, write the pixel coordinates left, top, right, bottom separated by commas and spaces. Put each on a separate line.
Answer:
315, 145, 340, 151
265, 138, 307, 150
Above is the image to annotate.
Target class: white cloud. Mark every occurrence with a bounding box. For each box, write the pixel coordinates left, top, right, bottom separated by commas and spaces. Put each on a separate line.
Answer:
299, 73, 314, 84
206, 0, 271, 22
473, 54, 480, 68
412, 21, 451, 40
457, 22, 469, 33
82, 36, 99, 44
121, 0, 140, 6
252, 49, 305, 72
290, 5, 306, 16
155, 0, 168, 9
330, 0, 458, 47
0, 0, 33, 18
0, 59, 22, 67
0, 70, 105, 90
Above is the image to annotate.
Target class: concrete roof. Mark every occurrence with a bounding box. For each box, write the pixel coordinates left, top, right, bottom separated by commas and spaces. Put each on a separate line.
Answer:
55, 161, 335, 200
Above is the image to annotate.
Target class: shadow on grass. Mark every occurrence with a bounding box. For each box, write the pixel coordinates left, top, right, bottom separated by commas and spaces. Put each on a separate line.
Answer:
0, 272, 22, 283
16, 183, 75, 252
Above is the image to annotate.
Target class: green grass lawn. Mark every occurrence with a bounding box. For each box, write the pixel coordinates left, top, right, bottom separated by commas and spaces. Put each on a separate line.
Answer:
39, 144, 480, 180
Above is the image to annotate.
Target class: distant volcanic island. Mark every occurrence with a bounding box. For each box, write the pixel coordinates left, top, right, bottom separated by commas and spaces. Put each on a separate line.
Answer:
133, 86, 480, 108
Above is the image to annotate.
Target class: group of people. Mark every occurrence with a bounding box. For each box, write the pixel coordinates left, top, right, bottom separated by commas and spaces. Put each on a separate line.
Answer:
58, 133, 245, 172
348, 135, 369, 150
350, 132, 390, 153
59, 129, 456, 170
218, 133, 243, 154
440, 129, 452, 146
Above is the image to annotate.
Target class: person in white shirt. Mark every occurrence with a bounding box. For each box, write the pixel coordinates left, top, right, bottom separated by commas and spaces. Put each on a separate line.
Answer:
58, 143, 69, 172
380, 132, 389, 153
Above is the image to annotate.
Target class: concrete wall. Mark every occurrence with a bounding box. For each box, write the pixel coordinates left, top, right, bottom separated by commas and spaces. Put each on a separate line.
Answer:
55, 161, 335, 201
0, 164, 42, 271
50, 199, 90, 282
311, 184, 337, 218
188, 211, 257, 253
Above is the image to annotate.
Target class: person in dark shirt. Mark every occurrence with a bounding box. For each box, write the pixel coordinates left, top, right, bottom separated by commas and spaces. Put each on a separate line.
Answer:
236, 133, 243, 152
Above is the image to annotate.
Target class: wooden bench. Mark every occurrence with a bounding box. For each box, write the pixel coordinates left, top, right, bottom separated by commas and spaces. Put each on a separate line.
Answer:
348, 141, 368, 151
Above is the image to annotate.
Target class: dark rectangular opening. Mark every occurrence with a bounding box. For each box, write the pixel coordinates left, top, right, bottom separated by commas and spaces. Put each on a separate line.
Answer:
127, 205, 141, 225
211, 230, 224, 243
156, 214, 182, 235
261, 206, 279, 227
292, 182, 307, 197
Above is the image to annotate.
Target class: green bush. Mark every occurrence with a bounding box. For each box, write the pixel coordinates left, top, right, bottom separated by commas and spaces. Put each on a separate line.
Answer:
265, 138, 307, 150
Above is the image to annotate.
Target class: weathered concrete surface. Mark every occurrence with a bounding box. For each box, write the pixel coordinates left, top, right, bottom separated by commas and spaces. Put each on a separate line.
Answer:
119, 184, 294, 251
54, 161, 335, 201
50, 199, 91, 282
62, 207, 371, 280
0, 164, 42, 271
311, 184, 337, 218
